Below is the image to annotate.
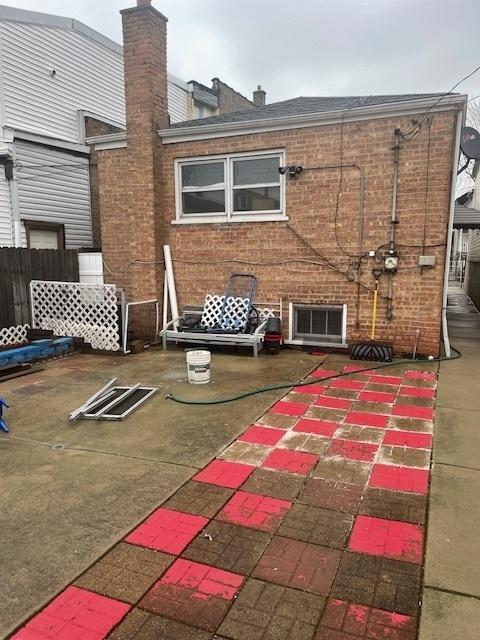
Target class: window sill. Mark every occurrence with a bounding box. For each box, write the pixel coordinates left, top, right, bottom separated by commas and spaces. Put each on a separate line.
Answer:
172, 214, 289, 225
285, 339, 348, 349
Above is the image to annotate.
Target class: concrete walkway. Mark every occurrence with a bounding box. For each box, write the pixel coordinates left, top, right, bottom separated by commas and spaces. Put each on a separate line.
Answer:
420, 286, 480, 639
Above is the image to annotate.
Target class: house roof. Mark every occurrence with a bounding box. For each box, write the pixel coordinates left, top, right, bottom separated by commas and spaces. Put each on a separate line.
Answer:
170, 93, 447, 129
454, 203, 480, 229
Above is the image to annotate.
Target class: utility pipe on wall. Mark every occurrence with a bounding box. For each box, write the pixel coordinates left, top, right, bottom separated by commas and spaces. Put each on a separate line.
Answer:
386, 129, 401, 321
442, 108, 464, 358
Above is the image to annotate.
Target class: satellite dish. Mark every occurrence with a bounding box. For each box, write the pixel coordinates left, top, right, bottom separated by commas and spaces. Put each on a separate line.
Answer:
460, 127, 480, 159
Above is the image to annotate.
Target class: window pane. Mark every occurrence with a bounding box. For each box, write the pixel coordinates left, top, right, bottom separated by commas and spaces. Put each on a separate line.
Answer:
233, 157, 280, 186
327, 310, 342, 336
311, 310, 328, 335
182, 190, 225, 214
233, 186, 280, 212
296, 309, 311, 335
182, 162, 224, 188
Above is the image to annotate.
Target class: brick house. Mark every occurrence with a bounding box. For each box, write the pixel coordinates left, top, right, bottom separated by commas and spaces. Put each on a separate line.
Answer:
91, 0, 466, 357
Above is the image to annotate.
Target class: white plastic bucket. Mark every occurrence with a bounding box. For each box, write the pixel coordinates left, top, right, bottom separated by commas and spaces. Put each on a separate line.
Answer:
186, 350, 211, 384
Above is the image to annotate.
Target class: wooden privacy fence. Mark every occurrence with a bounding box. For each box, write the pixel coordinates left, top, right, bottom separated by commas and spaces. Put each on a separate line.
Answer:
0, 247, 79, 329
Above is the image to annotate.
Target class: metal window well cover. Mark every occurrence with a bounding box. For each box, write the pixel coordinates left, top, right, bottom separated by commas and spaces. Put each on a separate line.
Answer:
82, 387, 158, 420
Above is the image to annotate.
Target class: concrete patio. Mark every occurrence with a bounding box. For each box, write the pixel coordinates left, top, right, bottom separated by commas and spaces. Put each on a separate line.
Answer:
419, 286, 480, 639
3, 303, 479, 639
0, 348, 316, 638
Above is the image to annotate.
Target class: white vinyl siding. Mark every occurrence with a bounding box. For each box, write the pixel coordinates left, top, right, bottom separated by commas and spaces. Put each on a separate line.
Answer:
15, 141, 92, 249
0, 20, 125, 142
468, 229, 480, 262
0, 171, 13, 247
167, 79, 189, 123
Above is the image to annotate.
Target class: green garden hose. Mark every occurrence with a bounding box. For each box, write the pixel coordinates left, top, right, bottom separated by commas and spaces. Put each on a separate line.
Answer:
165, 347, 461, 405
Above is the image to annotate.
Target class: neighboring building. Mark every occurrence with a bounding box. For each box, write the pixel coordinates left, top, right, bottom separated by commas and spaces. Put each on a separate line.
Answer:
91, 0, 466, 357
0, 4, 255, 250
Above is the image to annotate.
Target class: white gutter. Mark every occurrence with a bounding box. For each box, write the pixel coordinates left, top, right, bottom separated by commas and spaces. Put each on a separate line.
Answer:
158, 94, 468, 144
442, 107, 465, 357
14, 129, 90, 154
86, 131, 127, 151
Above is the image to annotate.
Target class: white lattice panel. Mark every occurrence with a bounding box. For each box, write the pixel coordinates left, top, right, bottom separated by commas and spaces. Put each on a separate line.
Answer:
258, 307, 278, 322
200, 294, 224, 328
0, 324, 29, 347
200, 294, 251, 331
30, 281, 120, 351
222, 296, 250, 330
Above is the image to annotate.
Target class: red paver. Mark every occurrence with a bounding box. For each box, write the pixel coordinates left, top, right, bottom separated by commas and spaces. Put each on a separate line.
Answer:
405, 370, 436, 382
270, 400, 308, 417
140, 559, 244, 632
331, 379, 366, 391
193, 459, 254, 489
315, 396, 353, 410
392, 404, 434, 421
316, 598, 416, 639
217, 491, 291, 532
369, 375, 402, 386
125, 508, 207, 554
358, 390, 396, 404
293, 382, 327, 394
349, 515, 423, 564
311, 368, 339, 379
369, 464, 429, 494
294, 417, 339, 437
399, 385, 436, 399
238, 425, 285, 446
325, 439, 379, 463
383, 430, 432, 449
11, 586, 130, 640
345, 411, 389, 429
262, 448, 318, 475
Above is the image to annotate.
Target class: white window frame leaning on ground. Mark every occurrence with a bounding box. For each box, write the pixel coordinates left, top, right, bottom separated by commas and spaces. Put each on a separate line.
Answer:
173, 149, 287, 224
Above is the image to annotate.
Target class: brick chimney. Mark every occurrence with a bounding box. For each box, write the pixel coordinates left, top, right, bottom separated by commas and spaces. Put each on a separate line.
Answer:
121, 0, 169, 143
253, 85, 266, 106
96, 1, 168, 301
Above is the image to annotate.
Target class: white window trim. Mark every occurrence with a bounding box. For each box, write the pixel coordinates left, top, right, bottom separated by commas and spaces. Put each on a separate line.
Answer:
286, 302, 348, 348
173, 149, 287, 224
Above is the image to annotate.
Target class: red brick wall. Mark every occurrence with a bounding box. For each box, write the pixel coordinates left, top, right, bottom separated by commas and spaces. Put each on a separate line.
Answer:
156, 111, 456, 356
85, 117, 124, 248
96, 6, 457, 357
212, 78, 255, 114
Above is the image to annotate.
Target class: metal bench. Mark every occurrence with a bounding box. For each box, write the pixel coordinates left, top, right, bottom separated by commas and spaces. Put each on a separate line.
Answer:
160, 301, 282, 357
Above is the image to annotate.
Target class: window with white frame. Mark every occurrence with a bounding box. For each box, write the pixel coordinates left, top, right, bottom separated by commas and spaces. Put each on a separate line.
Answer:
290, 304, 346, 345
175, 151, 285, 223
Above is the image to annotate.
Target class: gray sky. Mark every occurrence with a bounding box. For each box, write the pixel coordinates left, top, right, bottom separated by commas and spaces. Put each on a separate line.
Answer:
5, 0, 480, 103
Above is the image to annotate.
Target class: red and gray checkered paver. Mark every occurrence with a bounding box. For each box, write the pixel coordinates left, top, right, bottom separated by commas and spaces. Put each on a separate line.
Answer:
10, 586, 130, 640
124, 508, 207, 554
11, 362, 437, 639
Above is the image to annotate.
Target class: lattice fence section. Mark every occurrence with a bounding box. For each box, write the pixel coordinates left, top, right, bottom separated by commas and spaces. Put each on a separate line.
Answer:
0, 324, 29, 347
258, 307, 279, 322
30, 281, 120, 351
200, 294, 251, 332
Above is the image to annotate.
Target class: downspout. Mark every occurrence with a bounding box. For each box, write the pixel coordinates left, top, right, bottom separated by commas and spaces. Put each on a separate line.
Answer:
386, 129, 401, 321
442, 108, 464, 357
4, 149, 21, 247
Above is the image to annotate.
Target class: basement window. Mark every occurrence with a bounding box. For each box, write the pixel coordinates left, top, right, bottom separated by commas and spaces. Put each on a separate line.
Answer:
289, 303, 347, 346
174, 150, 286, 224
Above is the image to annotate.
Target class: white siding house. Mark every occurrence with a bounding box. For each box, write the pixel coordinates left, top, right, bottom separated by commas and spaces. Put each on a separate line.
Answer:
0, 5, 193, 250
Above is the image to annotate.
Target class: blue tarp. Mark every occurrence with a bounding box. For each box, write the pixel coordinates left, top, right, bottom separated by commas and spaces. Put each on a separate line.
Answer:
0, 338, 73, 367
